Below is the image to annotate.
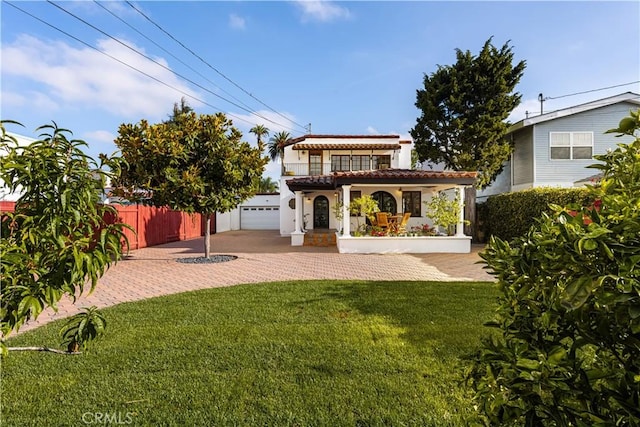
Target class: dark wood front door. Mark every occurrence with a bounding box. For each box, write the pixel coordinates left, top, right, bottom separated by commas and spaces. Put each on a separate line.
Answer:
313, 196, 329, 229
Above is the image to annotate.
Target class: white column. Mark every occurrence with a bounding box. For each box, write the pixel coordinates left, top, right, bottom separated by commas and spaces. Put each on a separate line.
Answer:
295, 191, 304, 232
456, 186, 466, 237
342, 185, 351, 237
290, 191, 305, 246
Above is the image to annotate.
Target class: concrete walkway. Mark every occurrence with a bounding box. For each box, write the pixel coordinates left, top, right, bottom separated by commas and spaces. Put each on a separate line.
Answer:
18, 230, 494, 334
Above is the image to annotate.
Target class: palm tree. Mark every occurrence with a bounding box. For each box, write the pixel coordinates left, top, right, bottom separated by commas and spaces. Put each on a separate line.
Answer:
258, 176, 279, 193
249, 124, 269, 149
268, 131, 291, 175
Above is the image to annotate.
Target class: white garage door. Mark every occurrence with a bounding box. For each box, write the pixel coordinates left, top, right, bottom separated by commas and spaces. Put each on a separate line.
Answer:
240, 206, 279, 230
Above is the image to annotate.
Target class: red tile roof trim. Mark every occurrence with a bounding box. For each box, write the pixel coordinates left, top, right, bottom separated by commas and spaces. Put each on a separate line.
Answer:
284, 134, 400, 147
285, 169, 478, 191
292, 143, 400, 150
333, 169, 477, 179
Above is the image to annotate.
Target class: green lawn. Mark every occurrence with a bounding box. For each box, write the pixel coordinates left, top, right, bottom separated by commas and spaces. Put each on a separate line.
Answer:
1, 280, 498, 426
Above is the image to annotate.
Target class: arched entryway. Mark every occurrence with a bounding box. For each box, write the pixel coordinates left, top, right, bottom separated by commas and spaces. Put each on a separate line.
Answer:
371, 191, 397, 214
313, 195, 329, 229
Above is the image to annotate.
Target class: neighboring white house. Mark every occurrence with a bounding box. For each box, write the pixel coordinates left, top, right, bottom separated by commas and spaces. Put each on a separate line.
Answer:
215, 193, 280, 232
275, 134, 477, 252
478, 92, 640, 202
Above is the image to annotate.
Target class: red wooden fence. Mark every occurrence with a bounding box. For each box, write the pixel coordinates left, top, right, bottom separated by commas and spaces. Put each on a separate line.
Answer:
0, 202, 213, 250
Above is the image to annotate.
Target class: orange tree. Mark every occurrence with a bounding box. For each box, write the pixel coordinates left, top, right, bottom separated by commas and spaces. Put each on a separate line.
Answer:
114, 109, 267, 258
0, 122, 129, 353
467, 110, 640, 426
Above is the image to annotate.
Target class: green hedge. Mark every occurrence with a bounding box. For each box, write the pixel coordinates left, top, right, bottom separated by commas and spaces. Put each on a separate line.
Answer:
479, 187, 594, 242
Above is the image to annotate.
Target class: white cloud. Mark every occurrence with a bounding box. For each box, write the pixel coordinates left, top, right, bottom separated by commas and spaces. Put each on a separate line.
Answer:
83, 130, 116, 146
292, 0, 351, 23
366, 126, 379, 134
1, 34, 201, 121
229, 13, 246, 30
1, 89, 59, 115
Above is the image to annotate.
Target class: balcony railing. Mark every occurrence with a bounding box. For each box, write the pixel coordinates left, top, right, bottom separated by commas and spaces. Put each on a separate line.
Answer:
283, 162, 391, 176
283, 163, 330, 176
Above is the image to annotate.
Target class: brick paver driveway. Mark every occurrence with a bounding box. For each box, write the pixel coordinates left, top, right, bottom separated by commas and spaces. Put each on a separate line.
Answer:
18, 230, 494, 333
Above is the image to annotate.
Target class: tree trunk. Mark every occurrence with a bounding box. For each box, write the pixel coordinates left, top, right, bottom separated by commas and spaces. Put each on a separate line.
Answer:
204, 216, 211, 258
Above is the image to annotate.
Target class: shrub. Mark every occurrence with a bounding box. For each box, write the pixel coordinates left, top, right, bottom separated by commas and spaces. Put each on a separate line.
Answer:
466, 110, 640, 426
424, 191, 468, 235
480, 187, 593, 242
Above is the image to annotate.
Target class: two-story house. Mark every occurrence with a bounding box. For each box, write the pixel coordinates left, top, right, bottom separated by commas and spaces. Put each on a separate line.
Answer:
277, 134, 477, 252
478, 92, 640, 202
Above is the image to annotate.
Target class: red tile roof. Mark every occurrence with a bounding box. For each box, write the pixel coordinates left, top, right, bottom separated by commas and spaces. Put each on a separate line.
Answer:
286, 169, 477, 191
284, 134, 400, 147
292, 143, 400, 150
334, 169, 477, 180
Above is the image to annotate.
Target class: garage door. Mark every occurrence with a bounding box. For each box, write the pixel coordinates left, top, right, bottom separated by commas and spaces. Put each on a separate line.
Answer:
240, 206, 279, 230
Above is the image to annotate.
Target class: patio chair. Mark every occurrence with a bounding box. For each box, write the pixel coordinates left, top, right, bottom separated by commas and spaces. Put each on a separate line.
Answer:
397, 212, 412, 234
375, 212, 390, 232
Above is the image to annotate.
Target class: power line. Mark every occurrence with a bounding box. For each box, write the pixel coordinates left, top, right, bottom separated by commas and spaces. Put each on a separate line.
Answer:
3, 1, 302, 134
545, 81, 640, 101
46, 1, 299, 133
124, 0, 309, 132
92, 0, 262, 119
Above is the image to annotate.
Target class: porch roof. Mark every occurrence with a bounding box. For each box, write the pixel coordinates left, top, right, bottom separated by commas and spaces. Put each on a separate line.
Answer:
286, 169, 477, 191
291, 143, 400, 150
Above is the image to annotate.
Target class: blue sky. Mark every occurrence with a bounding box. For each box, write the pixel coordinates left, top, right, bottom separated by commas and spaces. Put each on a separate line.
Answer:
2, 1, 639, 180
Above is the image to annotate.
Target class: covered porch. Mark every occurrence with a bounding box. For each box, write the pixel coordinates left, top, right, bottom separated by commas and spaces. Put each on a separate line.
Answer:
285, 169, 477, 254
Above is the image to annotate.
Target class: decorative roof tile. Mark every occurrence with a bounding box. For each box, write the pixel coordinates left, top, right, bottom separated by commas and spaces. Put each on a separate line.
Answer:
292, 143, 400, 150
285, 169, 477, 191
284, 134, 400, 147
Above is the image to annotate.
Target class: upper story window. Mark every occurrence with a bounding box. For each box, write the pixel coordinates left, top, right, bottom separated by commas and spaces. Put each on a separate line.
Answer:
550, 132, 593, 160
331, 155, 350, 172
402, 191, 421, 217
309, 151, 322, 175
372, 155, 391, 170
352, 155, 370, 171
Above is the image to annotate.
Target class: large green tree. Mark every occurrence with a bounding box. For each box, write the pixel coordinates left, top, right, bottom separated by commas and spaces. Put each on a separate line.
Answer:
114, 109, 267, 258
0, 122, 129, 353
411, 38, 526, 188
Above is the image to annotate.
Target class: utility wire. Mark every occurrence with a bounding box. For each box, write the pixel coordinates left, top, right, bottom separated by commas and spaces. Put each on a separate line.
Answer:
92, 0, 260, 118
124, 0, 309, 132
4, 1, 304, 134
46, 1, 299, 133
545, 81, 640, 100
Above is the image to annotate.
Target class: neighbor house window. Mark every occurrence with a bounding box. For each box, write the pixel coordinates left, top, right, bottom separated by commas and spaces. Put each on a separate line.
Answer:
550, 132, 593, 160
352, 155, 370, 171
331, 155, 350, 172
402, 191, 421, 217
349, 190, 361, 216
372, 155, 391, 169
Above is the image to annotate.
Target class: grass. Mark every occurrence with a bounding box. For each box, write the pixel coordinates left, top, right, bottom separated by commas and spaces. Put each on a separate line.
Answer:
1, 280, 498, 426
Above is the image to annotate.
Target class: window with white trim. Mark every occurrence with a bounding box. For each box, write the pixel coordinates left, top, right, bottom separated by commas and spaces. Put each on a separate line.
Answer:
550, 132, 593, 160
